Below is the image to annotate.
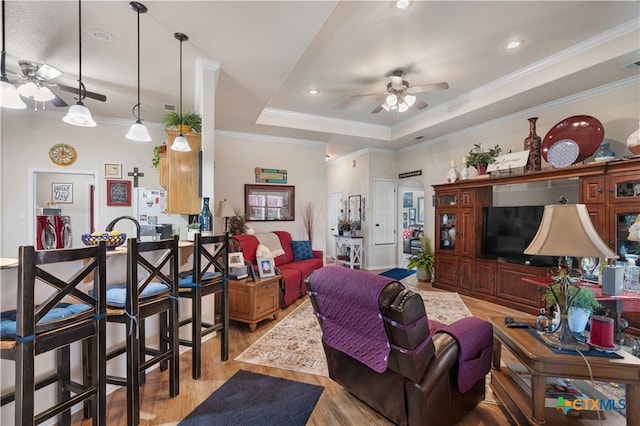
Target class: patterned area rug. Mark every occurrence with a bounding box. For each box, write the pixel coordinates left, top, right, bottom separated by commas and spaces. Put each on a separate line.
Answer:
235, 290, 472, 377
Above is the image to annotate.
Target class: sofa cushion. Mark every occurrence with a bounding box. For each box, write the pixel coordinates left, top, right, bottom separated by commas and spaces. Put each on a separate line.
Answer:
291, 240, 314, 261
278, 268, 303, 307
280, 257, 323, 284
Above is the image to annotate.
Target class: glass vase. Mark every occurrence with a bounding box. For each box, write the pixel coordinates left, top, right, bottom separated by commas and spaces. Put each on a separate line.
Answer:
199, 197, 213, 235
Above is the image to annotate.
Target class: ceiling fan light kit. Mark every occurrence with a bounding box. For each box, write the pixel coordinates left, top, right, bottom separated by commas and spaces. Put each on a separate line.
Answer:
63, 0, 96, 127
170, 32, 191, 152
126, 1, 151, 142
0, 0, 26, 109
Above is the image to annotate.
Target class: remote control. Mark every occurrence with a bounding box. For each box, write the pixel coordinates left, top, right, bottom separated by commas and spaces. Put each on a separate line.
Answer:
506, 322, 530, 328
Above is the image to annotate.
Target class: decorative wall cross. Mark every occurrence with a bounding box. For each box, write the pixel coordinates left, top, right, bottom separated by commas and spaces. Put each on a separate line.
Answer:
127, 167, 145, 187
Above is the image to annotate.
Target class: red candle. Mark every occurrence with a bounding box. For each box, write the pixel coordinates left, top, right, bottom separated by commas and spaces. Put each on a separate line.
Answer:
590, 315, 615, 348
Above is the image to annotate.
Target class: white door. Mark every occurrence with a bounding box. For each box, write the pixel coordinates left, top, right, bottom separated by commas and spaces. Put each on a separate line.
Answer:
373, 179, 396, 245
329, 192, 342, 259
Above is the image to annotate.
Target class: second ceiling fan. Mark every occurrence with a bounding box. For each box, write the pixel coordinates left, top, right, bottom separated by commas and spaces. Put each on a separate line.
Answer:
353, 69, 449, 113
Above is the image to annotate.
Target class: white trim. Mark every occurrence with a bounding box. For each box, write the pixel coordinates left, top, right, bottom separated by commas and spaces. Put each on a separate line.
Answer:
215, 129, 327, 147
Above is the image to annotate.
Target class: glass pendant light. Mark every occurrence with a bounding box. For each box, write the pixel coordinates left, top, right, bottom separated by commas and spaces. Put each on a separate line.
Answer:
125, 2, 151, 142
63, 0, 96, 127
0, 0, 26, 109
170, 32, 191, 152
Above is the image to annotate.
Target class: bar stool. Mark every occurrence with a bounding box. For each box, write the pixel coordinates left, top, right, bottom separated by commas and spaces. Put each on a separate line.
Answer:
97, 236, 179, 426
178, 232, 229, 379
0, 243, 107, 426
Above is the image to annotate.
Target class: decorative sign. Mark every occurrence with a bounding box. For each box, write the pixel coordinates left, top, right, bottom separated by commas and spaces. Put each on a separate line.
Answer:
399, 170, 422, 179
255, 167, 287, 184
107, 180, 132, 206
487, 150, 530, 172
51, 182, 73, 203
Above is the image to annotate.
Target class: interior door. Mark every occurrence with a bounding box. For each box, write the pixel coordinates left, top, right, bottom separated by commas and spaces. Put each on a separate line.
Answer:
373, 179, 395, 245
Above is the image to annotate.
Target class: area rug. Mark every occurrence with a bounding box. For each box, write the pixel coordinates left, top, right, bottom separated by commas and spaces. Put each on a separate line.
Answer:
378, 267, 416, 280
178, 370, 323, 426
235, 290, 471, 377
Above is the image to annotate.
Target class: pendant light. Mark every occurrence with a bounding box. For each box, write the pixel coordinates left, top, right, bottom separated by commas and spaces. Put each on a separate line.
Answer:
125, 2, 151, 142
170, 32, 191, 152
0, 0, 26, 109
63, 0, 96, 127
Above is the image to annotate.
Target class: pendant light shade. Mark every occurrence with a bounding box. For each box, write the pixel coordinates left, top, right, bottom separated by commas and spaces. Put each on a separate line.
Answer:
170, 32, 191, 152
126, 2, 151, 142
0, 0, 26, 109
63, 0, 96, 127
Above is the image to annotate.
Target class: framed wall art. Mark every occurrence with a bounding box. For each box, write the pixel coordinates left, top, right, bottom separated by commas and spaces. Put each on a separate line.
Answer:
107, 180, 131, 206
51, 182, 73, 204
104, 163, 122, 179
245, 184, 295, 221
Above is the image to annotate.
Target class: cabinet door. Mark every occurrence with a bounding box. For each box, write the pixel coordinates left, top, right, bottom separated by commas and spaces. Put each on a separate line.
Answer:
475, 259, 496, 295
165, 130, 202, 214
457, 257, 473, 291
435, 255, 458, 288
459, 209, 474, 258
608, 174, 640, 205
436, 210, 457, 253
609, 207, 639, 260
581, 176, 605, 204
460, 190, 474, 208
585, 204, 607, 246
436, 190, 458, 208
497, 263, 545, 307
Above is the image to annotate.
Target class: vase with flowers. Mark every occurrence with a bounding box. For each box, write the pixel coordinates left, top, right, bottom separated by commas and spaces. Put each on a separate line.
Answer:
338, 218, 352, 236
466, 143, 502, 175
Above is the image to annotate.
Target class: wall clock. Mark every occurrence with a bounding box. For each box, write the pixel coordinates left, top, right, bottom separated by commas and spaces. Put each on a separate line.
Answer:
49, 143, 77, 166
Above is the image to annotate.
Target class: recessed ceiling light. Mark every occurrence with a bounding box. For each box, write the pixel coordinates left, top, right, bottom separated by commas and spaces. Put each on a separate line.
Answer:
503, 39, 524, 50
390, 0, 413, 11
88, 28, 114, 42
307, 89, 319, 95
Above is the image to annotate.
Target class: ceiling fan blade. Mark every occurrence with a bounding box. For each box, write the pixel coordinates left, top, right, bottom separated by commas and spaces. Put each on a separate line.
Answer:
50, 92, 69, 107
56, 83, 107, 102
371, 104, 383, 114
351, 92, 385, 98
35, 63, 62, 81
415, 100, 429, 110
407, 82, 449, 94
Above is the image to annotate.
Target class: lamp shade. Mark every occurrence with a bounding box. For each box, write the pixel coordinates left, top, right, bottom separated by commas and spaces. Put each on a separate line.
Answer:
17, 81, 38, 98
62, 103, 97, 127
35, 86, 55, 102
0, 79, 27, 109
524, 204, 617, 259
125, 120, 152, 142
170, 133, 191, 152
215, 199, 234, 218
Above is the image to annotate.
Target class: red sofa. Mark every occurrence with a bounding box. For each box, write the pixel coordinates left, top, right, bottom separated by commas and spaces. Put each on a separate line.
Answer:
230, 231, 323, 307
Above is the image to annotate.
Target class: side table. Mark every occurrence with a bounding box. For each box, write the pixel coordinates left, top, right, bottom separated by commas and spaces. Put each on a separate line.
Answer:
334, 235, 363, 269
225, 275, 281, 331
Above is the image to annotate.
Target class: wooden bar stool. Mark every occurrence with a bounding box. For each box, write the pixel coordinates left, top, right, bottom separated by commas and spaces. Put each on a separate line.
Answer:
0, 243, 107, 426
178, 232, 229, 379
95, 236, 180, 426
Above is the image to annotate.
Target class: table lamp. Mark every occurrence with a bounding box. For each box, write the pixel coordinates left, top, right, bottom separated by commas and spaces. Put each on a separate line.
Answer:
215, 199, 234, 232
524, 202, 617, 351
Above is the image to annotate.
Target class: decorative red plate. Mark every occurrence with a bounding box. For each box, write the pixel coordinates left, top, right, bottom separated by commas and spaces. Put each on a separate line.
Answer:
542, 115, 604, 163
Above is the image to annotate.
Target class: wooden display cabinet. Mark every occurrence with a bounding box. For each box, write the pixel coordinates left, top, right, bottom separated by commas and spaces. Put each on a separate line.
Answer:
159, 130, 202, 214
225, 275, 281, 331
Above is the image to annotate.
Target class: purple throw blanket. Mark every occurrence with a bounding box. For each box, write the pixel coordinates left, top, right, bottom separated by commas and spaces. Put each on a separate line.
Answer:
308, 266, 397, 373
431, 316, 493, 393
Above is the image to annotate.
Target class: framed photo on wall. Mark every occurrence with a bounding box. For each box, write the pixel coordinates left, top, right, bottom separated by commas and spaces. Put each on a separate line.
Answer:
409, 208, 416, 221
257, 257, 275, 278
417, 196, 425, 223
51, 182, 73, 204
106, 180, 131, 206
104, 163, 122, 179
403, 192, 413, 208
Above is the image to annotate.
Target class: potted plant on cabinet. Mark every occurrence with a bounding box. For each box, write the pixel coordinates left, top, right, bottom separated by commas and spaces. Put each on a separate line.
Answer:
545, 283, 601, 334
465, 143, 502, 175
152, 144, 166, 170
406, 236, 435, 282
162, 111, 202, 133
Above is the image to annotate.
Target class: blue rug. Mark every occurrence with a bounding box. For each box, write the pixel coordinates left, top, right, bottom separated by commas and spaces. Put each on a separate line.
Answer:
379, 268, 416, 280
178, 369, 324, 425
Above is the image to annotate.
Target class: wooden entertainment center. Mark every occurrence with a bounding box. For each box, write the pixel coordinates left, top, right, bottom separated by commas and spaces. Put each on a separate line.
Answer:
432, 157, 640, 334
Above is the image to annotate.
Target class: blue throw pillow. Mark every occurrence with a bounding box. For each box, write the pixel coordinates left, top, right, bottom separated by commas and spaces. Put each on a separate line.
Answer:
291, 240, 314, 261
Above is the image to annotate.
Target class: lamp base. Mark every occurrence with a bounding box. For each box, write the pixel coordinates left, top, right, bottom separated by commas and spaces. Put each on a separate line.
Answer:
540, 324, 590, 352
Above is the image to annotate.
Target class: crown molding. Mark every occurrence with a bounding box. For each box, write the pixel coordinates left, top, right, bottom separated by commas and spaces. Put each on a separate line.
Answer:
215, 129, 326, 148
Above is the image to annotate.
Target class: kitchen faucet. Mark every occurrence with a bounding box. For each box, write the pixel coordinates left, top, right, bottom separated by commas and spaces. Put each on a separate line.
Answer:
106, 215, 141, 240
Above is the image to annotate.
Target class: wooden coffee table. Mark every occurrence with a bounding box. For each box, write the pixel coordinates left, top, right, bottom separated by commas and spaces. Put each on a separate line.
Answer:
489, 316, 640, 425
226, 275, 281, 331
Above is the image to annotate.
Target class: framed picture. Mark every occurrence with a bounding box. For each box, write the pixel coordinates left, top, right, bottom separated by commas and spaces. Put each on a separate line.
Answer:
246, 260, 257, 282
245, 184, 295, 221
403, 192, 413, 208
51, 182, 73, 204
228, 252, 245, 268
417, 196, 425, 223
257, 257, 275, 278
106, 180, 131, 206
409, 208, 416, 220
403, 212, 408, 220
104, 163, 122, 179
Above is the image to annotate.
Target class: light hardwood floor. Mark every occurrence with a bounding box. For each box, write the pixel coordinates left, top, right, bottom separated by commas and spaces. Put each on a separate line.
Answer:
74, 274, 528, 425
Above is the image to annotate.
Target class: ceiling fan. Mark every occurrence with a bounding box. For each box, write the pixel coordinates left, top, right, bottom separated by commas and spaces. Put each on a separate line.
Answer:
10, 60, 106, 109
353, 69, 449, 114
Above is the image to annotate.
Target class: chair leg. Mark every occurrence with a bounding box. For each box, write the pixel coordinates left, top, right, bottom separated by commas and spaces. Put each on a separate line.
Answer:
221, 284, 229, 362
16, 340, 36, 426
127, 319, 141, 426
82, 338, 93, 419
192, 288, 202, 379
170, 294, 180, 397
139, 318, 146, 385
159, 310, 168, 372
57, 345, 71, 425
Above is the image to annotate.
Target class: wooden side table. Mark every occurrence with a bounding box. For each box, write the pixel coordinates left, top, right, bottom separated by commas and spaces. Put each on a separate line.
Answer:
225, 275, 281, 331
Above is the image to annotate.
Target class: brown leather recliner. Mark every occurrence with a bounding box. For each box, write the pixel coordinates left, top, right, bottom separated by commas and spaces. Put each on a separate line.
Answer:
306, 267, 489, 426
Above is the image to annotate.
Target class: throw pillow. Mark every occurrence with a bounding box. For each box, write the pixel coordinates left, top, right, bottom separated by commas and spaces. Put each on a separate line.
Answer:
291, 240, 314, 261
402, 228, 412, 239
255, 243, 273, 259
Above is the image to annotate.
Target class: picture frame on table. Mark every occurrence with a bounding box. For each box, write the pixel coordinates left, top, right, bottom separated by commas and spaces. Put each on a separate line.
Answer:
246, 260, 257, 282
104, 163, 122, 179
257, 257, 275, 278
228, 252, 245, 268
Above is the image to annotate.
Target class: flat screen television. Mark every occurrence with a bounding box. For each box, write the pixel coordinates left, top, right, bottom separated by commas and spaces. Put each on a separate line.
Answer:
482, 205, 556, 267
